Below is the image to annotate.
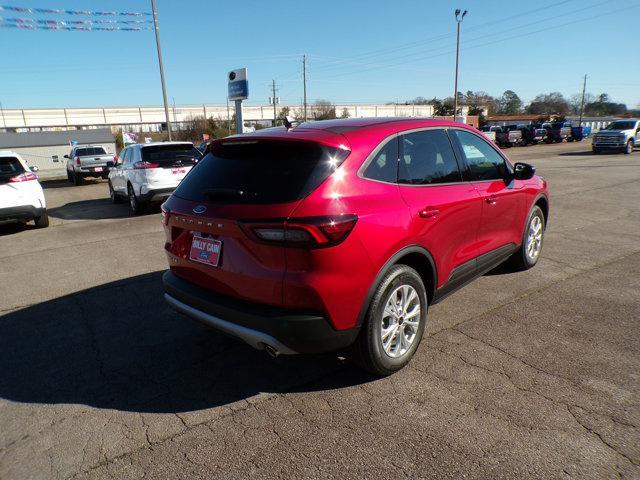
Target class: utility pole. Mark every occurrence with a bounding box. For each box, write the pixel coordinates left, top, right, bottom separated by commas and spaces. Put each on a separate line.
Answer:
579, 74, 588, 126
271, 79, 278, 127
453, 9, 467, 122
303, 55, 308, 122
172, 97, 177, 124
0, 101, 6, 129
151, 0, 172, 140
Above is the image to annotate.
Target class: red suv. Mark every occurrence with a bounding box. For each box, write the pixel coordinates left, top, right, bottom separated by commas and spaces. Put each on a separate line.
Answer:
161, 118, 549, 375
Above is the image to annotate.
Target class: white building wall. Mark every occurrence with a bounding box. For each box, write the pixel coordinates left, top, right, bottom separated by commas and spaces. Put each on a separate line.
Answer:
1, 103, 447, 130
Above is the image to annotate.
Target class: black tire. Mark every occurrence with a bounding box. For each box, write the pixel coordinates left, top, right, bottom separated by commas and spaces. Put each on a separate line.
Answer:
72, 171, 83, 186
34, 210, 49, 228
353, 265, 427, 376
624, 140, 633, 155
109, 181, 124, 204
128, 184, 145, 215
508, 205, 545, 271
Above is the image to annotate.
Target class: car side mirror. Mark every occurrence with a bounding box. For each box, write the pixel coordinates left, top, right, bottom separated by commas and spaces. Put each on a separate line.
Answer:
29, 165, 39, 173
513, 162, 535, 180
63, 154, 69, 159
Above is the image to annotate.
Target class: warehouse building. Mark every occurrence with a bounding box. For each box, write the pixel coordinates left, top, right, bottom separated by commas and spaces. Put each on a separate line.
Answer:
0, 129, 116, 179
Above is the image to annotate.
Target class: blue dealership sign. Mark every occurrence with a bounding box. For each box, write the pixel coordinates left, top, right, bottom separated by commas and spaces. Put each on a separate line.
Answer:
228, 68, 249, 101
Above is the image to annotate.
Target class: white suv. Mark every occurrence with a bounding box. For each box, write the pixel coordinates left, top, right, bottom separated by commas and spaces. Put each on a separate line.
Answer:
0, 151, 48, 228
108, 142, 199, 214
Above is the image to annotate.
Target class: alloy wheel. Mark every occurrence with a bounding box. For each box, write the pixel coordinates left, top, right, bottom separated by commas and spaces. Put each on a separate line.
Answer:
380, 284, 421, 358
526, 215, 543, 261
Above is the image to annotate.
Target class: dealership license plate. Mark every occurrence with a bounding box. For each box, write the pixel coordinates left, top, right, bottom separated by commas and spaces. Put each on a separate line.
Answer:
171, 168, 186, 175
94, 166, 103, 172
189, 233, 221, 267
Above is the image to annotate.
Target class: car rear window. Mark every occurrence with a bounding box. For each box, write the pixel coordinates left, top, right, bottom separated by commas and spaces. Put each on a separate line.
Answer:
76, 147, 107, 156
173, 140, 349, 204
141, 144, 200, 165
0, 157, 25, 181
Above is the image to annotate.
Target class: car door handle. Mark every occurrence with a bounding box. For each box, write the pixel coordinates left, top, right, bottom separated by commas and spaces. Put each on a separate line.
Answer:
485, 195, 498, 205
419, 208, 439, 219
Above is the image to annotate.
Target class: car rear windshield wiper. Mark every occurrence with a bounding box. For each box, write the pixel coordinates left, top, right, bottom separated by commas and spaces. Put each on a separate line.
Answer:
202, 188, 258, 200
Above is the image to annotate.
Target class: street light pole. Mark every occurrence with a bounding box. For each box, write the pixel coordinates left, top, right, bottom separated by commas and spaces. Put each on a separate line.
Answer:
453, 9, 467, 122
151, 0, 172, 140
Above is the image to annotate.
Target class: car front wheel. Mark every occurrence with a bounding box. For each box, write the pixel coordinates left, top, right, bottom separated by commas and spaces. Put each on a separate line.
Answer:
624, 140, 633, 155
354, 265, 427, 376
509, 205, 545, 271
128, 184, 145, 215
109, 181, 123, 204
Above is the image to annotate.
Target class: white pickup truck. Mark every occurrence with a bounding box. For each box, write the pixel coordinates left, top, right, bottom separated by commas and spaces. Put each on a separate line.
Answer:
592, 119, 640, 154
65, 145, 116, 185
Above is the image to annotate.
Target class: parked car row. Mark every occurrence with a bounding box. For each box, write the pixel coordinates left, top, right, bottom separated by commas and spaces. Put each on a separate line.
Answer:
480, 121, 594, 148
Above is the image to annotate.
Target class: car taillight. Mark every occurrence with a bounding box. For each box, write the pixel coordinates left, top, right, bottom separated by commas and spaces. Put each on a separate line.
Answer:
75, 157, 81, 166
160, 203, 170, 226
134, 161, 159, 169
241, 215, 358, 248
113, 155, 119, 163
9, 172, 37, 182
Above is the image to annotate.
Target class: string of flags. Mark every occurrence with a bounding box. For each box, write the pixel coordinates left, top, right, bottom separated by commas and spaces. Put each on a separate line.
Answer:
0, 4, 154, 31
1, 17, 153, 25
0, 5, 151, 16
0, 21, 150, 31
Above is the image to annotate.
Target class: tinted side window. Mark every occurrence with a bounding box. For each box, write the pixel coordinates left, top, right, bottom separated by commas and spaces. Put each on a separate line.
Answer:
362, 138, 398, 183
452, 130, 509, 181
398, 129, 462, 185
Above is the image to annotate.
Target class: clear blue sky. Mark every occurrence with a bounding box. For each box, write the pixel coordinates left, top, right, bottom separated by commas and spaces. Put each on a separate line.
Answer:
1, 0, 639, 109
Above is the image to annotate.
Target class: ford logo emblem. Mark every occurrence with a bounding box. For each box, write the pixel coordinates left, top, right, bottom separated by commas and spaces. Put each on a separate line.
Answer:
192, 205, 207, 214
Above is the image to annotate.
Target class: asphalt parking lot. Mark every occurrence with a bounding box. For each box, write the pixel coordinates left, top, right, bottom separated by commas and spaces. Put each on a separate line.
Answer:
1, 141, 639, 479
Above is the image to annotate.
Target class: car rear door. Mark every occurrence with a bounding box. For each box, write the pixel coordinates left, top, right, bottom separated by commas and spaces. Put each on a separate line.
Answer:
450, 129, 525, 262
395, 128, 482, 290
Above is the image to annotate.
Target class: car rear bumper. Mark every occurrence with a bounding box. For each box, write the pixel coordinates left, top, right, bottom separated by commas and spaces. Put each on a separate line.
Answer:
139, 187, 175, 203
593, 142, 626, 148
79, 166, 109, 176
0, 205, 45, 223
162, 269, 359, 355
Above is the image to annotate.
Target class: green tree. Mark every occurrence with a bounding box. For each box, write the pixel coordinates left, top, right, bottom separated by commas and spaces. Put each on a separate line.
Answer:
498, 90, 523, 114
584, 93, 627, 116
340, 107, 350, 118
526, 92, 570, 116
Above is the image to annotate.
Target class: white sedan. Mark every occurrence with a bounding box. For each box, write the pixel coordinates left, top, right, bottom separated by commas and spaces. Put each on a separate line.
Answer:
0, 151, 48, 228
108, 142, 200, 214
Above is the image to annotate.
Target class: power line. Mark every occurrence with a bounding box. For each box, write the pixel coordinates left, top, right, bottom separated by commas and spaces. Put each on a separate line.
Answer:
316, 4, 637, 82
309, 0, 578, 74
310, 0, 598, 77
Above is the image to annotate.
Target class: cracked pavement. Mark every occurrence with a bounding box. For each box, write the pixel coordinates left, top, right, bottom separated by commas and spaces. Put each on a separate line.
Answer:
0, 141, 638, 479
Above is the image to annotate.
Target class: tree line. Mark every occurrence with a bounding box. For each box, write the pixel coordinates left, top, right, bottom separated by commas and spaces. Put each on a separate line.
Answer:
406, 90, 635, 119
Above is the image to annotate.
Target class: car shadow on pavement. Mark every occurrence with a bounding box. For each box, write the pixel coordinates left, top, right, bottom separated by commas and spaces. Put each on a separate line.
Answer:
48, 199, 134, 220
557, 151, 597, 157
0, 272, 372, 414
0, 223, 37, 236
